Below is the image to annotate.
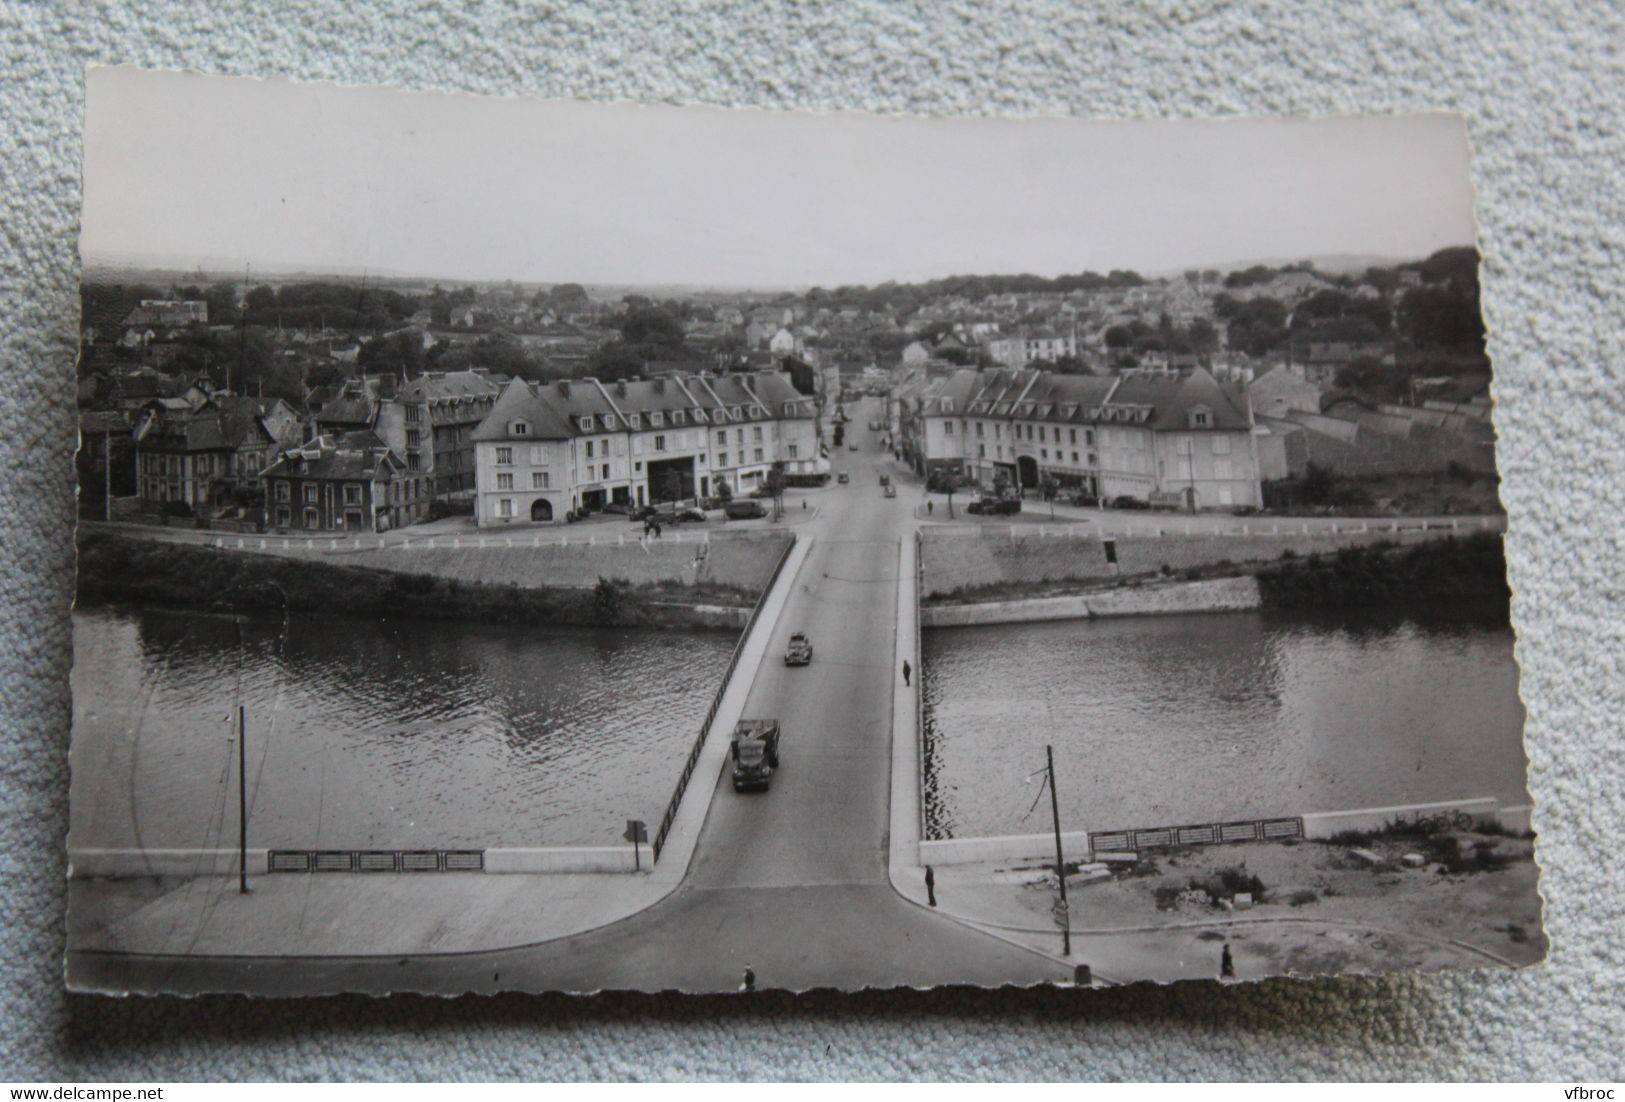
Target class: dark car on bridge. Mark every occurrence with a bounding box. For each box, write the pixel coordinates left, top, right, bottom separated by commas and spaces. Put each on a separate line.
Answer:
731, 719, 781, 792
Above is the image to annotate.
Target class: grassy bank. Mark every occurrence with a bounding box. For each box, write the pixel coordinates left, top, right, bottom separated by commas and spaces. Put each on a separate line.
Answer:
75, 532, 760, 630
1255, 532, 1510, 610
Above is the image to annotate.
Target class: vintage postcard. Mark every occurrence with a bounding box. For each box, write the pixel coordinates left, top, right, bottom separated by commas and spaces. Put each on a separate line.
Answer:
69, 67, 1541, 995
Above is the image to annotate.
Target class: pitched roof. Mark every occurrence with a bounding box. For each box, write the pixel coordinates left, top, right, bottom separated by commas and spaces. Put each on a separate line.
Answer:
397, 370, 502, 402
470, 378, 578, 442
1107, 368, 1251, 431
262, 433, 403, 481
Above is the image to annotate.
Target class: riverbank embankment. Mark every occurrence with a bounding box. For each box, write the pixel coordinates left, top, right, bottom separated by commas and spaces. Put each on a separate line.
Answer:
76, 529, 792, 630
920, 527, 1509, 622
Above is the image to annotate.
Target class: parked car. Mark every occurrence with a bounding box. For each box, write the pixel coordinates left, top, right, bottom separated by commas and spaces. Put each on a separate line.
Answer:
1110, 495, 1151, 510
724, 500, 767, 520
967, 497, 1021, 515
848, 442, 858, 451
673, 507, 707, 523
602, 501, 631, 515
837, 472, 850, 484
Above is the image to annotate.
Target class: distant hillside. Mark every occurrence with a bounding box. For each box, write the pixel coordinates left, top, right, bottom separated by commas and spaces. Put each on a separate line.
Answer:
1156, 253, 1425, 278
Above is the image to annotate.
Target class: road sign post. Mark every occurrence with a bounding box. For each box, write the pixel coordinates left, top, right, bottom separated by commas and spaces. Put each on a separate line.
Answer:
624, 818, 648, 871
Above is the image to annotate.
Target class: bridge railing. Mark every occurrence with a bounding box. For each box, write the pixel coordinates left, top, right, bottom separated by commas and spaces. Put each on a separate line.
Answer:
650, 533, 798, 863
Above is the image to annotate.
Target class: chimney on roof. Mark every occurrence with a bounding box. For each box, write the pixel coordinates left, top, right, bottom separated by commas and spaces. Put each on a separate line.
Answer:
653, 378, 665, 394
616, 380, 627, 397
558, 380, 571, 397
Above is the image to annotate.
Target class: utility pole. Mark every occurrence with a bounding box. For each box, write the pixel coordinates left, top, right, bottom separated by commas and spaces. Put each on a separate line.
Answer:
238, 704, 249, 894
1047, 743, 1070, 956
103, 428, 112, 522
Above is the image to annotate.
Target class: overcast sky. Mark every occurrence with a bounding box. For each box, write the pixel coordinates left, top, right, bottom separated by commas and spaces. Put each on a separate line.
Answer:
81, 67, 1478, 288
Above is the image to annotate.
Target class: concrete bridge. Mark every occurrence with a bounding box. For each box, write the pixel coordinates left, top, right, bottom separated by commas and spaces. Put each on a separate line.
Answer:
70, 395, 1512, 994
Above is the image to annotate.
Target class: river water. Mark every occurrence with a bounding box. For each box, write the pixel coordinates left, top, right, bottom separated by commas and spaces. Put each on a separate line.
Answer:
71, 605, 736, 851
921, 601, 1530, 840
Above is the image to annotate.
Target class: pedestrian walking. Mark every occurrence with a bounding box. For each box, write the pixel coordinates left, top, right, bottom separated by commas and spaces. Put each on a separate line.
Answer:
927, 500, 934, 515
902, 659, 912, 686
741, 964, 756, 992
1220, 942, 1234, 979
653, 521, 663, 539
925, 865, 936, 908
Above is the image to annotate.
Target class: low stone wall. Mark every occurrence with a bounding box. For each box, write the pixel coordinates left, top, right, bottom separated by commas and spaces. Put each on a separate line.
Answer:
245, 529, 792, 594
920, 524, 1474, 598
69, 845, 647, 877
918, 831, 1093, 867
1299, 797, 1499, 839
69, 848, 272, 878
922, 576, 1260, 626
920, 797, 1509, 866
484, 847, 644, 873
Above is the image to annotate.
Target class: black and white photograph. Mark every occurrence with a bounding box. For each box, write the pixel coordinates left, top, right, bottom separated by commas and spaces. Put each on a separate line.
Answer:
68, 67, 1542, 996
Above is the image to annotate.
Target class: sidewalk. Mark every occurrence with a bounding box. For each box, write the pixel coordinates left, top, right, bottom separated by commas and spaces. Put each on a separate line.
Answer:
70, 536, 818, 960
887, 847, 1536, 985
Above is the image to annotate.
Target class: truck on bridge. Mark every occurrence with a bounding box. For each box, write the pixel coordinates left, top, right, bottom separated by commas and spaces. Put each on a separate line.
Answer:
730, 719, 782, 792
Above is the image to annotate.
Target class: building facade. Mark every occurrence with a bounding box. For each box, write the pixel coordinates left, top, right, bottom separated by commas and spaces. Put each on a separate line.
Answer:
471, 371, 820, 527
903, 366, 1264, 510
261, 432, 412, 533
133, 395, 301, 513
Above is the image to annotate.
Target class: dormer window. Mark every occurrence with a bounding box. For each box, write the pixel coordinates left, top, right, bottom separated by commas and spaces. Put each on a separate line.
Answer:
601, 415, 616, 431
628, 413, 641, 429
1189, 406, 1212, 428
511, 420, 529, 436
941, 398, 954, 413
649, 411, 663, 427
693, 408, 708, 423
578, 416, 593, 432
732, 406, 743, 421
672, 410, 685, 425
783, 401, 797, 416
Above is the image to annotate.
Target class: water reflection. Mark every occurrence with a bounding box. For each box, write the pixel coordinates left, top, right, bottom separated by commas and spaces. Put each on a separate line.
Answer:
921, 601, 1528, 840
71, 605, 736, 850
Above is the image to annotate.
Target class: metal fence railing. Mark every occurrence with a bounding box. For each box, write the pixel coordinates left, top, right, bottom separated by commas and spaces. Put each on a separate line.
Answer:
650, 533, 798, 863
269, 849, 485, 872
1088, 817, 1303, 853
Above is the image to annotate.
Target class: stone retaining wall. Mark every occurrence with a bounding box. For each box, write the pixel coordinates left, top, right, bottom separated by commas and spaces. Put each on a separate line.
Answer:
222, 530, 791, 594
921, 525, 1468, 597
922, 576, 1261, 626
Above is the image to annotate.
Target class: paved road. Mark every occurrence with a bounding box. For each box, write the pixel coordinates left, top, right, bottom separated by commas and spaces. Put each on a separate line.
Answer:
74, 398, 1069, 995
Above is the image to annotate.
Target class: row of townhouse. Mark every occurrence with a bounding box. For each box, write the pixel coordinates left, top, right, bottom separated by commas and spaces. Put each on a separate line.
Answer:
132, 394, 304, 512
127, 369, 501, 532
471, 371, 820, 527
897, 366, 1264, 511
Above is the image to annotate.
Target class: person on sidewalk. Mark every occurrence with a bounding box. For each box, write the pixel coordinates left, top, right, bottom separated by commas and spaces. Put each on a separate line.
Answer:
1221, 942, 1235, 979
927, 500, 933, 516
741, 964, 756, 992
925, 865, 936, 907
902, 659, 912, 687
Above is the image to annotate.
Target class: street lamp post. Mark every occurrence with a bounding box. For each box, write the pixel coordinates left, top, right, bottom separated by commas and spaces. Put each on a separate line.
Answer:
1047, 743, 1070, 956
